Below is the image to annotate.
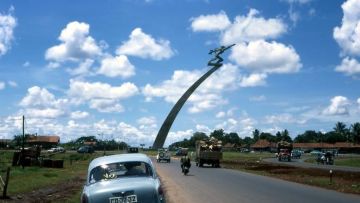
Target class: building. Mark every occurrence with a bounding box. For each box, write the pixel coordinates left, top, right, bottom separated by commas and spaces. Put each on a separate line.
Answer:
294, 142, 360, 153
27, 135, 60, 149
251, 139, 277, 152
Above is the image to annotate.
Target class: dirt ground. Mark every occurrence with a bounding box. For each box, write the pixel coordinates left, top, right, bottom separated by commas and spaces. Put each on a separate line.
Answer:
222, 160, 360, 194
2, 177, 84, 203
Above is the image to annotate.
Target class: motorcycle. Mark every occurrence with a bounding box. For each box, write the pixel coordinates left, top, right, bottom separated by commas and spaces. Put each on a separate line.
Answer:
182, 165, 189, 175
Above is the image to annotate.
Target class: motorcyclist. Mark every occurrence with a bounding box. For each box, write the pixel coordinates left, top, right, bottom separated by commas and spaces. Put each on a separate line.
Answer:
180, 152, 191, 173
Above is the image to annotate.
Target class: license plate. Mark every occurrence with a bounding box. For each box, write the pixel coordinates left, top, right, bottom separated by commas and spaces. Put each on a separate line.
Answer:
109, 195, 137, 203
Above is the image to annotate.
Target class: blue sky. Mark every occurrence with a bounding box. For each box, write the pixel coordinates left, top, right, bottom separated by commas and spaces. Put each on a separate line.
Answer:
0, 0, 360, 146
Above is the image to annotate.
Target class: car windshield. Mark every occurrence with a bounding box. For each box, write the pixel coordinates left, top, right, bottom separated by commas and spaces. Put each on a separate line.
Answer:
88, 161, 153, 184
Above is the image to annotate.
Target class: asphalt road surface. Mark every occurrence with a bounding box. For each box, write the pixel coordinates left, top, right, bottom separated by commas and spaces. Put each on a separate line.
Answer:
263, 157, 360, 172
154, 158, 360, 203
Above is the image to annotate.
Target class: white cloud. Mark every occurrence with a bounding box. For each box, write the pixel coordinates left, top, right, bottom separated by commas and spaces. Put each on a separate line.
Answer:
116, 28, 174, 60
89, 99, 124, 113
7, 81, 17, 87
68, 80, 138, 102
0, 82, 5, 90
0, 8, 16, 56
230, 40, 302, 74
215, 116, 257, 137
216, 111, 225, 118
97, 55, 135, 78
67, 59, 94, 76
195, 124, 211, 134
45, 21, 102, 62
335, 57, 360, 75
190, 11, 231, 32
143, 63, 239, 113
165, 129, 194, 146
68, 80, 138, 112
357, 98, 360, 107
265, 113, 306, 124
221, 9, 286, 44
20, 86, 57, 107
23, 61, 30, 67
70, 111, 89, 119
249, 95, 266, 102
19, 86, 68, 119
283, 0, 312, 3
240, 73, 267, 87
322, 96, 350, 116
334, 0, 360, 56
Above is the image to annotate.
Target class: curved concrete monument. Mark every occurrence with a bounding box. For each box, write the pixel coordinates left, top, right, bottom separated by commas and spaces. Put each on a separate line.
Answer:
152, 44, 235, 149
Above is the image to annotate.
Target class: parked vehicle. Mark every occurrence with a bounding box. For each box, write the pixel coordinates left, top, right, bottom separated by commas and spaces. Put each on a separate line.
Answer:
175, 148, 188, 156
81, 153, 164, 203
195, 137, 222, 167
291, 150, 301, 159
277, 141, 292, 162
47, 146, 65, 153
77, 146, 94, 153
127, 147, 139, 153
156, 148, 171, 163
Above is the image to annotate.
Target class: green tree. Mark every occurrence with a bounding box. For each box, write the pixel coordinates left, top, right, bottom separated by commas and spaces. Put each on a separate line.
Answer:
333, 122, 350, 142
252, 129, 260, 142
281, 129, 292, 142
350, 122, 360, 144
224, 132, 240, 144
210, 129, 225, 141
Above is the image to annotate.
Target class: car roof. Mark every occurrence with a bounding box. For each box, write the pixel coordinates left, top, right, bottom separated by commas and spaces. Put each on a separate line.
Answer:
88, 153, 152, 170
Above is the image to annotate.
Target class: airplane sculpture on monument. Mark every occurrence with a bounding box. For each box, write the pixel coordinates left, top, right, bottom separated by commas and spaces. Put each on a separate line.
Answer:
152, 44, 235, 149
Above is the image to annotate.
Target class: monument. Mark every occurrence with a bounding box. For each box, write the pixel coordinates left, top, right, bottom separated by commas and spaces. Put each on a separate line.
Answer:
152, 44, 235, 149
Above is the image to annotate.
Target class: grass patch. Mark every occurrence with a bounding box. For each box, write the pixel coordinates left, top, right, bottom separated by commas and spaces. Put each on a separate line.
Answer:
222, 157, 360, 195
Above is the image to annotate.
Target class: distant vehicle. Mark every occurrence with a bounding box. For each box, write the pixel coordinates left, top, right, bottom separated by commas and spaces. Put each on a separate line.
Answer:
127, 147, 139, 153
47, 146, 65, 153
310, 150, 322, 155
175, 148, 188, 156
81, 153, 164, 203
316, 151, 334, 165
156, 149, 171, 163
195, 138, 222, 167
77, 146, 95, 153
277, 141, 292, 162
291, 150, 301, 159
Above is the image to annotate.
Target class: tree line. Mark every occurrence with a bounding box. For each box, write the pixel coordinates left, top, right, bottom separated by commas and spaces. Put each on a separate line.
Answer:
169, 121, 360, 149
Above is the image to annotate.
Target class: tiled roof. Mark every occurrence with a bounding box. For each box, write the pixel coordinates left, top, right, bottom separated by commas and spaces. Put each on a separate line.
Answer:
293, 142, 360, 148
27, 135, 60, 143
251, 139, 276, 148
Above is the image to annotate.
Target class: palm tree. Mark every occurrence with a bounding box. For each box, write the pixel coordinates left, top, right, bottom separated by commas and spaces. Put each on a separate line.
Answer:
333, 122, 350, 142
351, 122, 360, 144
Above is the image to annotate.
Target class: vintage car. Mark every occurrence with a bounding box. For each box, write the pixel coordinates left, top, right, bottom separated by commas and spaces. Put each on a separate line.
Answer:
81, 153, 164, 203
156, 148, 171, 163
77, 146, 95, 154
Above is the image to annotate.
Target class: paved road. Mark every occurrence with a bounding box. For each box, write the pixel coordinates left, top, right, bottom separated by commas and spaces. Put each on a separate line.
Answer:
154, 158, 360, 203
263, 157, 360, 172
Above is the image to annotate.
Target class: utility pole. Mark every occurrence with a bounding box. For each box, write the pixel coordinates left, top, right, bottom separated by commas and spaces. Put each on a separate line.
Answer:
22, 115, 25, 151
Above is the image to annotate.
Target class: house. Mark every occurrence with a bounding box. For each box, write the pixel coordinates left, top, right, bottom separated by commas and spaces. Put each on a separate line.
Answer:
293, 142, 360, 153
27, 135, 60, 148
251, 139, 277, 152
222, 143, 238, 151
83, 141, 97, 146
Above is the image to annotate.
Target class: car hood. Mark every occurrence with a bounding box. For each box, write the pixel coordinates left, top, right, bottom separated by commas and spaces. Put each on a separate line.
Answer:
86, 177, 160, 203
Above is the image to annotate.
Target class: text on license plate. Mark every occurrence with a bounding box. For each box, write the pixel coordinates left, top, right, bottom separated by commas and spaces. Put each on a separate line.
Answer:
109, 195, 137, 203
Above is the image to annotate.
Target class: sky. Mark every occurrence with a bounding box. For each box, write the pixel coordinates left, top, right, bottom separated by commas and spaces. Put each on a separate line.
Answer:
0, 0, 360, 147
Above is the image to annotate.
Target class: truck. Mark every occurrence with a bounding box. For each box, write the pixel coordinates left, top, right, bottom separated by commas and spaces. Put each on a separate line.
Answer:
195, 137, 223, 168
277, 141, 293, 162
